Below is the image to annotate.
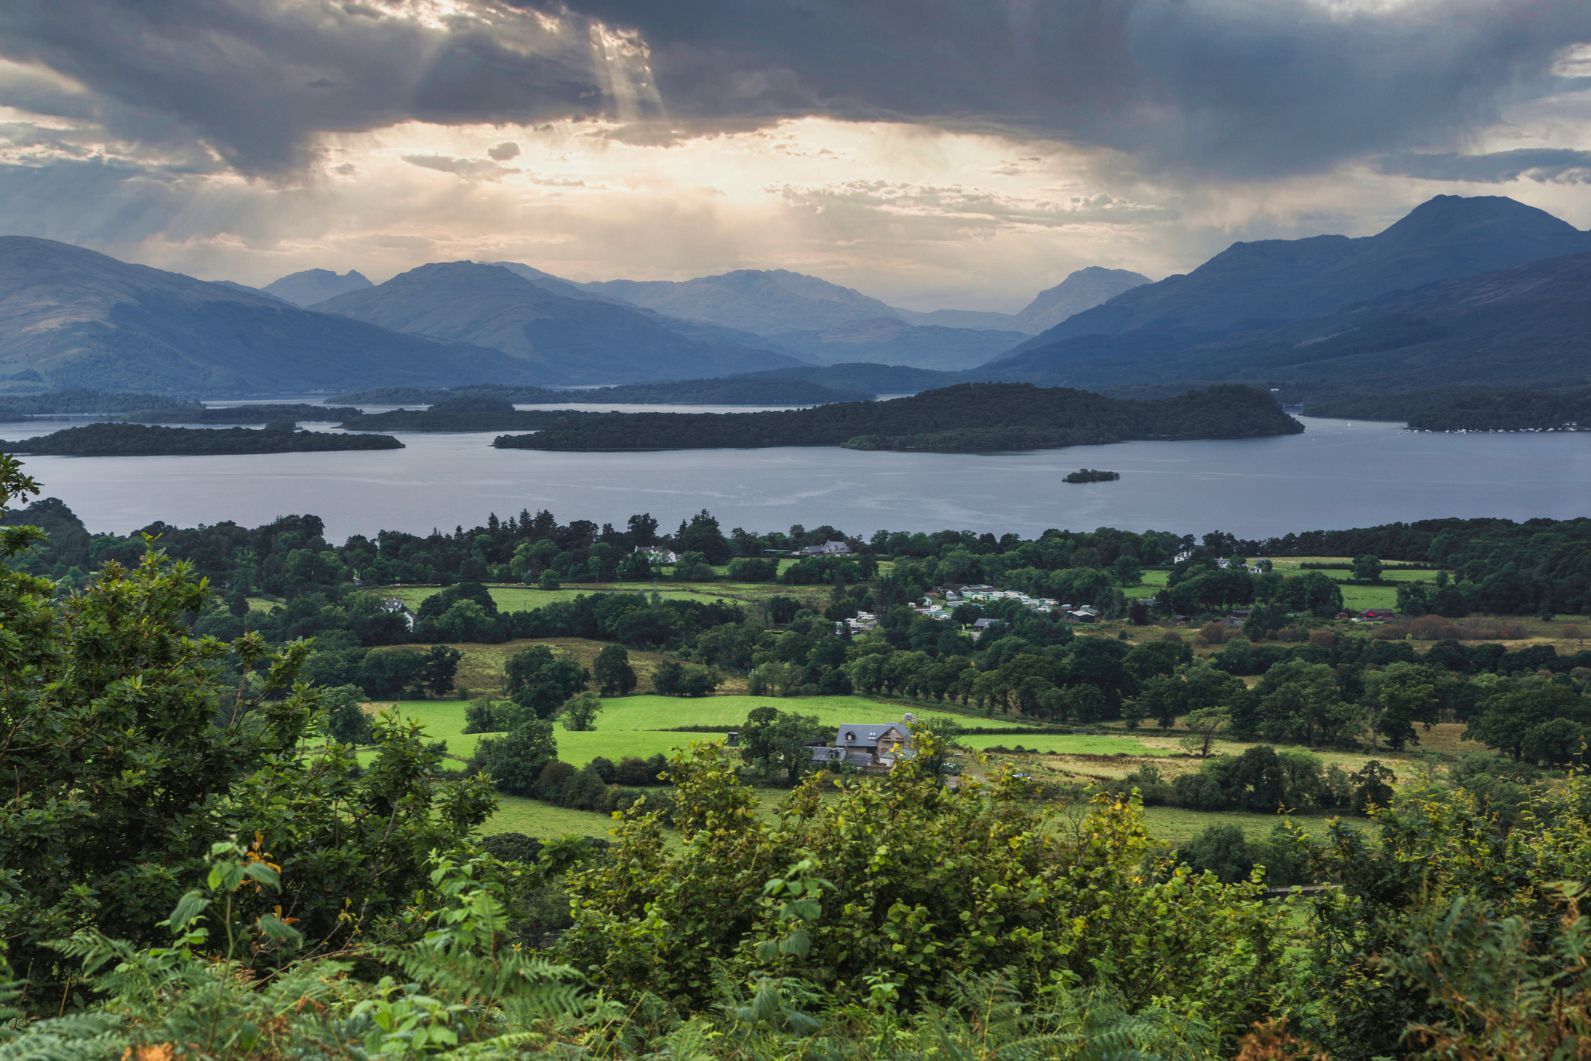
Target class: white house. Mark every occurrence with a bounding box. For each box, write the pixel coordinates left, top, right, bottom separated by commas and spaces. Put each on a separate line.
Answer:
378, 596, 416, 631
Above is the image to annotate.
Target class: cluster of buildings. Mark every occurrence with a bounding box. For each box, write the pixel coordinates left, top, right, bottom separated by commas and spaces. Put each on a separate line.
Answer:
835, 610, 879, 637
1172, 548, 1267, 575
910, 584, 1100, 626
633, 545, 680, 564
794, 540, 853, 558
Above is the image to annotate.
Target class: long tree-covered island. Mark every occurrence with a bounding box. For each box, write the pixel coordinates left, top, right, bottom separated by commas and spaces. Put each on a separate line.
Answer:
494, 383, 1304, 453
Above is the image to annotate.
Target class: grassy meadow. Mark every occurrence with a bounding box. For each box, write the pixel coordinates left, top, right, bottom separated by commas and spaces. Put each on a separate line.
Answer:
368, 686, 1415, 848
371, 692, 1029, 768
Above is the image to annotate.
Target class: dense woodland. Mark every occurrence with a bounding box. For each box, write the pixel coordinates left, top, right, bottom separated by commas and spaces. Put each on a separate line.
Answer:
0, 422, 403, 456
495, 382, 1304, 452
1308, 386, 1591, 431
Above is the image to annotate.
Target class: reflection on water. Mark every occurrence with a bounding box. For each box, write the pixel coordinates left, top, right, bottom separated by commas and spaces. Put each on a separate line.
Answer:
7, 416, 1589, 542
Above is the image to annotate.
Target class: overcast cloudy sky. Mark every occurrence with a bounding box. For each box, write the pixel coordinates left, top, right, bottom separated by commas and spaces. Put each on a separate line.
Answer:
2, 0, 1589, 310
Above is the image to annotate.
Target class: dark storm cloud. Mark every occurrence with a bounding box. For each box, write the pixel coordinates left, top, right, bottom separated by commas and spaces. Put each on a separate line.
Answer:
559, 0, 1591, 177
1, 0, 1589, 180
1378, 148, 1591, 184
0, 0, 614, 174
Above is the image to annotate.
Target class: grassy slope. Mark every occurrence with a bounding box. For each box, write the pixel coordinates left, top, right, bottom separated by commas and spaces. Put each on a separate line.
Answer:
371, 638, 723, 696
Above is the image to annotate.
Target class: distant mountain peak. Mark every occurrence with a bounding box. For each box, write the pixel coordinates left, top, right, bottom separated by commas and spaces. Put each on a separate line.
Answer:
264, 267, 372, 307
1376, 193, 1579, 242
1012, 266, 1150, 332
589, 268, 897, 335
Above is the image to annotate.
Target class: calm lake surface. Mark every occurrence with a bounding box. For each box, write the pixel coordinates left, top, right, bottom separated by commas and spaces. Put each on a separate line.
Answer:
8, 415, 1588, 542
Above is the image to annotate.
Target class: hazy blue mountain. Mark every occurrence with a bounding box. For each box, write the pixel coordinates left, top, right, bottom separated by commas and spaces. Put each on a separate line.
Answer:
487, 261, 612, 302
0, 237, 533, 396
769, 316, 1028, 371
985, 249, 1591, 395
1009, 267, 1151, 332
736, 362, 961, 395
313, 261, 805, 384
209, 279, 282, 301
589, 268, 900, 334
263, 268, 372, 307
890, 306, 1032, 331
994, 196, 1591, 383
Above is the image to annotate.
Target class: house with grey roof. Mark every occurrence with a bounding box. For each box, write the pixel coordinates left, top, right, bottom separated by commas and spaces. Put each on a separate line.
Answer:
809, 718, 914, 771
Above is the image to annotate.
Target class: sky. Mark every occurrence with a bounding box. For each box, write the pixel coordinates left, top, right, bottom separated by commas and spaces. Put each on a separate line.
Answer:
1, 0, 1590, 311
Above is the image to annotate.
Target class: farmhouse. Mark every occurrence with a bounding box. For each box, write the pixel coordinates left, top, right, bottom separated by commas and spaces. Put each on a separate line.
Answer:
377, 596, 416, 631
798, 540, 854, 557
809, 718, 914, 770
634, 545, 679, 564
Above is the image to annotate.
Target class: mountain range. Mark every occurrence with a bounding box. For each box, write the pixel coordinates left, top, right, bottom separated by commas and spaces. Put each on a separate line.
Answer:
0, 238, 532, 395
988, 196, 1591, 394
583, 266, 1148, 370
311, 262, 803, 384
1, 194, 1585, 399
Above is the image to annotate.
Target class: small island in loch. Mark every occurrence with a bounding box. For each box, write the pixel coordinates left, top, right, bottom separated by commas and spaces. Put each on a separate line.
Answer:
0, 422, 404, 456
1064, 468, 1120, 483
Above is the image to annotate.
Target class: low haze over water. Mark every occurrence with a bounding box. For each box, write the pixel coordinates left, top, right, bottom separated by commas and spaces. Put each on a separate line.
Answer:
14, 415, 1589, 542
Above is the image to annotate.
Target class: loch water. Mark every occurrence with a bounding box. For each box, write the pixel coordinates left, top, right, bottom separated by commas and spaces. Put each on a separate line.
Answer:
9, 413, 1589, 542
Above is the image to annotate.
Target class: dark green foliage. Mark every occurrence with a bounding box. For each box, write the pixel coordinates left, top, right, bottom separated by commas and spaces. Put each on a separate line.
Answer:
504, 645, 590, 717
470, 718, 559, 795
323, 684, 374, 744
1063, 468, 1120, 483
592, 643, 638, 695
738, 707, 826, 783
652, 660, 723, 696
0, 455, 495, 1011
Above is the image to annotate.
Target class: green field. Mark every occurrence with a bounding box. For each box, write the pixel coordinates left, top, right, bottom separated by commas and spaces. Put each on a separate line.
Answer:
958, 732, 1158, 756
379, 693, 1030, 768
1138, 805, 1339, 845
1259, 558, 1442, 612
1124, 568, 1170, 600
486, 795, 620, 838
